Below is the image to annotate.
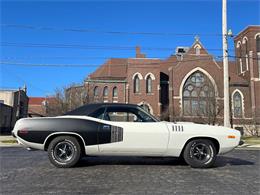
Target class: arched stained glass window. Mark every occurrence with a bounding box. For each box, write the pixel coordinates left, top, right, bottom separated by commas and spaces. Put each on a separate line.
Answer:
146, 75, 152, 93
233, 92, 242, 118
182, 71, 215, 116
134, 75, 140, 93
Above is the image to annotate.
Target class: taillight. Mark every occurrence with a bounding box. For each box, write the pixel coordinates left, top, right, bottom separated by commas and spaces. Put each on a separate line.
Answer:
19, 129, 29, 134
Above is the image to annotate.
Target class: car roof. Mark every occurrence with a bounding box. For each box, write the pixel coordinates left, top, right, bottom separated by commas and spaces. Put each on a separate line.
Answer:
65, 103, 140, 116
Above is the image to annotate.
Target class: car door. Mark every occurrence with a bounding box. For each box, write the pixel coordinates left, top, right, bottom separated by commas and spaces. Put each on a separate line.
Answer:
98, 106, 170, 156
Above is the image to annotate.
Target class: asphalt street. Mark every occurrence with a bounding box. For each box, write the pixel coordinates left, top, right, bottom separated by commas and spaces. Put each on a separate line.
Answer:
0, 147, 259, 195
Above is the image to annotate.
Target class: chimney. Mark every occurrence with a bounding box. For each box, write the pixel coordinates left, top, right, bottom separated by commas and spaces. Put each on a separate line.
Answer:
136, 46, 146, 58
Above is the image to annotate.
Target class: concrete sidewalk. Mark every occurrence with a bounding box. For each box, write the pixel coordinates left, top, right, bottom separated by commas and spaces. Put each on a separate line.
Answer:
1, 135, 260, 148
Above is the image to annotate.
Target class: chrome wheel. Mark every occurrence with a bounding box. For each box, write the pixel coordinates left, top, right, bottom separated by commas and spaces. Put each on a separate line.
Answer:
190, 142, 212, 163
53, 141, 75, 163
183, 139, 217, 168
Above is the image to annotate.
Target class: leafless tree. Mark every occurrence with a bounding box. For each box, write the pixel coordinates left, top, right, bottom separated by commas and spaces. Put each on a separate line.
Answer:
46, 84, 87, 116
242, 116, 260, 137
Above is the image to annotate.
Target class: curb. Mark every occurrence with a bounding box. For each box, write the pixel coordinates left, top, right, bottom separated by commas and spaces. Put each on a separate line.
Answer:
0, 144, 21, 147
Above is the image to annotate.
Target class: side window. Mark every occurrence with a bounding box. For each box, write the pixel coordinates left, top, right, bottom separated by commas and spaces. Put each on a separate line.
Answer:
88, 107, 106, 119
107, 111, 140, 122
103, 107, 157, 122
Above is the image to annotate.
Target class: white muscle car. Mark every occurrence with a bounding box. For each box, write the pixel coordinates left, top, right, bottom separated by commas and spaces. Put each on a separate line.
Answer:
12, 103, 241, 168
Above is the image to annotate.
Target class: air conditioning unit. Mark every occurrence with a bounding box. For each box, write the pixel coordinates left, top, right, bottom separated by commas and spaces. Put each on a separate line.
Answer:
175, 47, 189, 61
176, 47, 189, 55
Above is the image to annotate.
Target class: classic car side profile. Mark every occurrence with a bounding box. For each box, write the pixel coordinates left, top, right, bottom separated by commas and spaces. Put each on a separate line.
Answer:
12, 103, 241, 168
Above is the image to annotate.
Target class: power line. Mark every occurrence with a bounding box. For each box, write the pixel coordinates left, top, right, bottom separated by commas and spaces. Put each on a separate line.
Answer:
1, 54, 257, 68
0, 56, 224, 68
1, 42, 232, 52
1, 24, 227, 37
1, 54, 257, 61
1, 56, 117, 60
1, 66, 51, 94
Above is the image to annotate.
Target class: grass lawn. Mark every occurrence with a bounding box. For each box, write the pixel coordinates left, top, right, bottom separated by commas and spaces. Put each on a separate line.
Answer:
242, 136, 260, 145
1, 140, 18, 144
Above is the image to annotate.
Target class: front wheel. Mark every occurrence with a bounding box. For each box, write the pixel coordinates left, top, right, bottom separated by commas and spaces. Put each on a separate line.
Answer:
183, 139, 217, 168
48, 136, 81, 168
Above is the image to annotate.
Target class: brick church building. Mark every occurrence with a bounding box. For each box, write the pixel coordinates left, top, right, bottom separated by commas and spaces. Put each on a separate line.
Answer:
84, 26, 260, 132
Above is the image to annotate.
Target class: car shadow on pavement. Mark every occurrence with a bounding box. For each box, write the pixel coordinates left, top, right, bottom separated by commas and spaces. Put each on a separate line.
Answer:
213, 156, 255, 168
76, 155, 255, 168
76, 156, 188, 167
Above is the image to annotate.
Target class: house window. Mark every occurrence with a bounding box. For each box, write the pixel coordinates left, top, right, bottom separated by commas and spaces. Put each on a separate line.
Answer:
233, 91, 242, 118
134, 75, 140, 93
112, 87, 118, 97
239, 44, 243, 73
244, 39, 249, 71
103, 86, 108, 97
195, 47, 200, 55
94, 86, 99, 96
182, 71, 215, 116
146, 75, 152, 93
258, 53, 260, 79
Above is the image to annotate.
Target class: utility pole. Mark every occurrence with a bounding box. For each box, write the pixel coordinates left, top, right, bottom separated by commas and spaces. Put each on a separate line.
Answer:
222, 0, 231, 127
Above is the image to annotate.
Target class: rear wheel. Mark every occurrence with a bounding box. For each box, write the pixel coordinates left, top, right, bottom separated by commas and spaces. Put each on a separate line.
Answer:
183, 139, 216, 168
48, 136, 81, 168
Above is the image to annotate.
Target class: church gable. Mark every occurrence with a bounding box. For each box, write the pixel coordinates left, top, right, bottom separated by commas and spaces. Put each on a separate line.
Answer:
186, 36, 210, 56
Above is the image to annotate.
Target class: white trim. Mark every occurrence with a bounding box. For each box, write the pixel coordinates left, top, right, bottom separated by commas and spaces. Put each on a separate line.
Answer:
194, 44, 202, 49
242, 36, 248, 44
239, 58, 243, 73
144, 72, 156, 80
212, 58, 222, 69
132, 72, 143, 80
236, 41, 241, 48
245, 54, 249, 71
254, 33, 260, 39
179, 67, 219, 116
179, 67, 219, 97
231, 89, 245, 119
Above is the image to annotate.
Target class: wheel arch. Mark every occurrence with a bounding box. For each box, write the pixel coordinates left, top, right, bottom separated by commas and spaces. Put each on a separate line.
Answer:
180, 136, 220, 156
44, 132, 86, 154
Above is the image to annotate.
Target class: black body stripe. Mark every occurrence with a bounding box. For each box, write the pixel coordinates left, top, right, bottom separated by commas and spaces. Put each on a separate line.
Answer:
18, 118, 123, 146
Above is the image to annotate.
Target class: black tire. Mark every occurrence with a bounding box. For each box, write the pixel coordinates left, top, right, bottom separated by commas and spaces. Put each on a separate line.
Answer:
47, 136, 81, 168
183, 139, 216, 168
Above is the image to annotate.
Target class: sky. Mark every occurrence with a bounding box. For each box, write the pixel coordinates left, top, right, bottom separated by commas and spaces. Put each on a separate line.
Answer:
0, 0, 259, 97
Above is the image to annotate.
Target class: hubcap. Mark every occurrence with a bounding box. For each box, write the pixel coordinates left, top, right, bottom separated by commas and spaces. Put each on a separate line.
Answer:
190, 143, 211, 162
53, 141, 75, 163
